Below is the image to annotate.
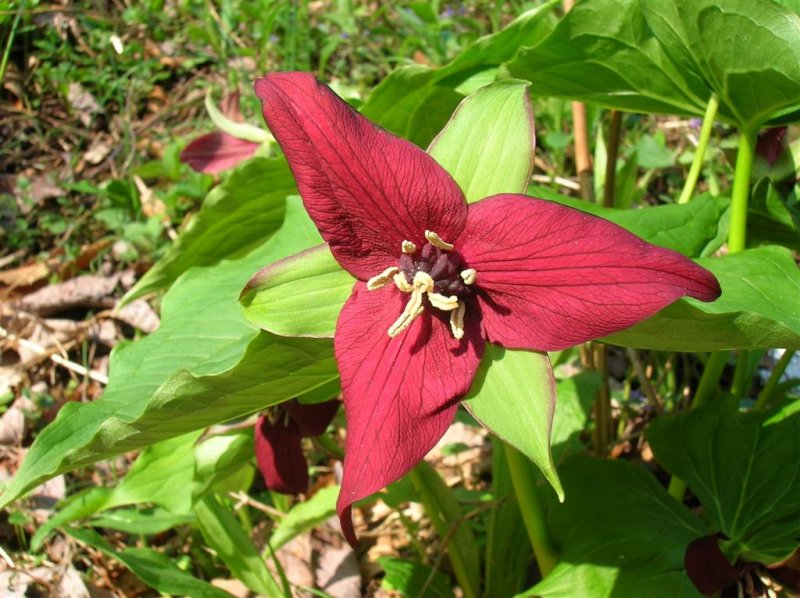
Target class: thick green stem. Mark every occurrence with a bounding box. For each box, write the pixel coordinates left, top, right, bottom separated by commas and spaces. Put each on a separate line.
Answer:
754, 350, 795, 411
678, 94, 719, 204
504, 444, 559, 577
728, 126, 758, 253
668, 351, 730, 500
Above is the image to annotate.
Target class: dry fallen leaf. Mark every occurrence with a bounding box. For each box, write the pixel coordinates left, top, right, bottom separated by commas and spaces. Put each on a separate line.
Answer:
67, 83, 101, 128
18, 274, 118, 316
113, 300, 160, 333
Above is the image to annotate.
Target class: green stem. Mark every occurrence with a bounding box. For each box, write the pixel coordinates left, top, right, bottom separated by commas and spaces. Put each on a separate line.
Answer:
668, 351, 730, 500
730, 350, 751, 400
728, 126, 758, 253
0, 0, 27, 84
753, 350, 795, 411
678, 94, 719, 204
504, 444, 559, 577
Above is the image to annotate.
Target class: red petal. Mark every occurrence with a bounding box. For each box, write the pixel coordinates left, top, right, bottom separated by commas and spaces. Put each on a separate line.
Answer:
334, 283, 483, 545
286, 398, 340, 437
254, 72, 468, 280
254, 413, 309, 495
180, 131, 259, 173
459, 195, 722, 350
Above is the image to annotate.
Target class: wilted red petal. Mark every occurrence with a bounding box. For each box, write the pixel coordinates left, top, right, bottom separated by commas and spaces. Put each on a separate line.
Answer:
334, 283, 483, 545
286, 398, 340, 437
254, 413, 309, 495
180, 131, 259, 173
458, 194, 721, 350
254, 72, 468, 280
220, 90, 244, 122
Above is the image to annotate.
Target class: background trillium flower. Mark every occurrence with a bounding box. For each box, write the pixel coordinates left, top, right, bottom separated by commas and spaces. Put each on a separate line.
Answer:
254, 72, 722, 545
254, 398, 340, 495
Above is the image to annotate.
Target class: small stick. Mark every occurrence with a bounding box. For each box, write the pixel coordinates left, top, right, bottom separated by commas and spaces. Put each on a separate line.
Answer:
0, 325, 108, 385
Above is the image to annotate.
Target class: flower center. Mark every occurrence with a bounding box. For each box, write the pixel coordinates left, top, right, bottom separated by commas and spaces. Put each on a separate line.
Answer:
366, 230, 477, 340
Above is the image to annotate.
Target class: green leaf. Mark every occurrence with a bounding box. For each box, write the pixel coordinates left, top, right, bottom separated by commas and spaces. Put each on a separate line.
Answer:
464, 346, 562, 499
194, 495, 284, 597
241, 244, 355, 338
31, 487, 111, 552
550, 372, 600, 463
528, 186, 729, 258
362, 2, 557, 146
508, 0, 800, 128
193, 431, 255, 500
124, 157, 295, 301
67, 527, 233, 598
102, 432, 202, 514
647, 397, 800, 565
607, 245, 800, 351
378, 557, 455, 598
0, 197, 328, 509
269, 485, 339, 550
409, 462, 481, 598
526, 456, 705, 598
90, 507, 194, 535
428, 80, 534, 203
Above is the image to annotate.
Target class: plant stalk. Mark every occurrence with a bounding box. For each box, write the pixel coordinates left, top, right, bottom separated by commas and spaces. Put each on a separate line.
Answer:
754, 350, 795, 411
678, 94, 719, 204
603, 110, 623, 208
504, 443, 559, 577
728, 126, 758, 253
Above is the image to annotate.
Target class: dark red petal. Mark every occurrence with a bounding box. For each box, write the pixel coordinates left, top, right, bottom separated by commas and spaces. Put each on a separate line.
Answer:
254, 413, 309, 495
254, 72, 468, 280
286, 398, 340, 437
684, 535, 741, 595
334, 283, 483, 545
180, 131, 259, 173
459, 194, 722, 350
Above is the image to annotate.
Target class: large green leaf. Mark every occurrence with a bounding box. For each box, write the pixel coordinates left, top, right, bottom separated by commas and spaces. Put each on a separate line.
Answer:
379, 557, 455, 598
550, 372, 600, 463
607, 245, 800, 351
464, 346, 562, 499
647, 397, 800, 565
241, 244, 355, 338
526, 456, 705, 598
529, 186, 729, 258
0, 197, 331, 509
508, 0, 800, 127
428, 80, 534, 203
125, 157, 295, 301
362, 2, 557, 146
67, 527, 233, 598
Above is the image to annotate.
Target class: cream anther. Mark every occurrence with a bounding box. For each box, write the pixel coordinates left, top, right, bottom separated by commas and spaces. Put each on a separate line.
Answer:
425, 230, 454, 251
428, 293, 459, 311
367, 266, 399, 290
393, 273, 412, 293
401, 240, 417, 253
450, 302, 466, 340
412, 270, 434, 293
460, 268, 477, 285
388, 286, 425, 337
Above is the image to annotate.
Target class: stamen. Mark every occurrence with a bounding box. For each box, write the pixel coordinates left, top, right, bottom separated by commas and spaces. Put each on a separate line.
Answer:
401, 240, 417, 253
428, 293, 459, 311
388, 287, 425, 337
393, 273, 412, 293
460, 268, 477, 285
449, 302, 466, 340
412, 271, 434, 293
367, 266, 399, 290
425, 230, 454, 251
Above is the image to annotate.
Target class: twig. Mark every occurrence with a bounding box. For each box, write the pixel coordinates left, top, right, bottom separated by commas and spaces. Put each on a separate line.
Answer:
625, 348, 664, 413
530, 174, 581, 192
0, 325, 108, 385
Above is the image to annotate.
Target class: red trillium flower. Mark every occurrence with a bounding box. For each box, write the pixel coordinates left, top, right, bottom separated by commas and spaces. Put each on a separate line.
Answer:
254, 72, 721, 545
255, 398, 340, 494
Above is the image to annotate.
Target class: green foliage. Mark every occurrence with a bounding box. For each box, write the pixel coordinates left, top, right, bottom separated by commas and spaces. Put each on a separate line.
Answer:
528, 457, 706, 597
608, 246, 800, 351
648, 397, 800, 565
508, 0, 800, 128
